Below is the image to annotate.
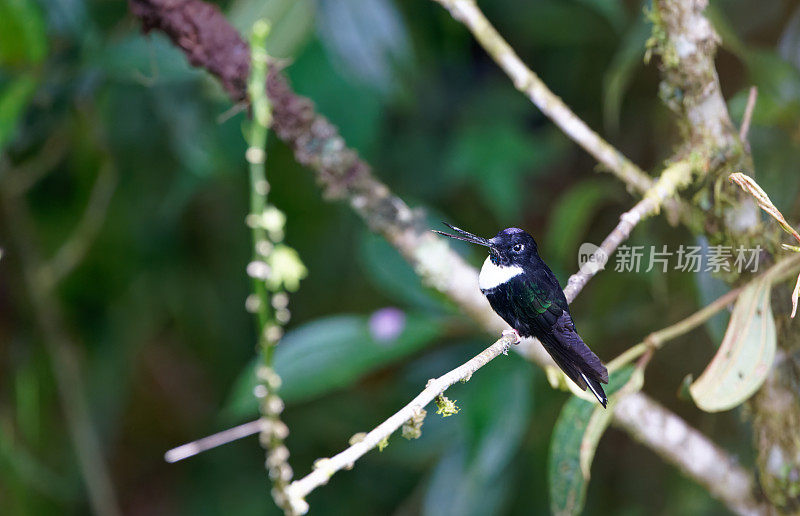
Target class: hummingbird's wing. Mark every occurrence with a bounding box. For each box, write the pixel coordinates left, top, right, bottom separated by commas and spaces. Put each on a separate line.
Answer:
507, 274, 609, 406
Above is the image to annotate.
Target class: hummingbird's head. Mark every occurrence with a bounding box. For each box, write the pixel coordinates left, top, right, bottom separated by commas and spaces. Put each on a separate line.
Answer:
432, 224, 538, 267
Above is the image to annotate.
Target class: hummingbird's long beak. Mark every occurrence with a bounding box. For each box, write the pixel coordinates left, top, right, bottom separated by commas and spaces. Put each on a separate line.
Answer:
432, 222, 493, 247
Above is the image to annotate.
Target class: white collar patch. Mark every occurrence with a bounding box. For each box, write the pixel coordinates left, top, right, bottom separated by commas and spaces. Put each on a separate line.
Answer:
478, 256, 523, 290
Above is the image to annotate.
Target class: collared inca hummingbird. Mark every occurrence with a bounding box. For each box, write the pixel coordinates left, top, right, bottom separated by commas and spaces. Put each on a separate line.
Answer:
434, 223, 609, 407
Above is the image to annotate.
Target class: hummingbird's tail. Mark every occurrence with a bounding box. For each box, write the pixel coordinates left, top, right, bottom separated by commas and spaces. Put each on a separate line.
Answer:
580, 372, 608, 408
543, 332, 609, 407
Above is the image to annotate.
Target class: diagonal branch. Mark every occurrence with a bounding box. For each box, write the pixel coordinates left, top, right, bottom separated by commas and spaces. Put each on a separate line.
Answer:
431, 0, 654, 194
284, 333, 519, 513
126, 1, 763, 513
613, 394, 764, 516
564, 161, 693, 301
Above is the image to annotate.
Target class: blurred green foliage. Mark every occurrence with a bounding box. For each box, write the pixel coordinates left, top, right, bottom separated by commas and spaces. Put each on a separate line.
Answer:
2, 0, 800, 514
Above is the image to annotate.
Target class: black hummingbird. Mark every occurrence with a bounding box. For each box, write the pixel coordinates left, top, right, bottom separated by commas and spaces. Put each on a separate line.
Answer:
433, 223, 609, 407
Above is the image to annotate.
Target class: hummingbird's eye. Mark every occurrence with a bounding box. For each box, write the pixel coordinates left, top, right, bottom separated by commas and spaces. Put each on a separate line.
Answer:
512, 243, 523, 253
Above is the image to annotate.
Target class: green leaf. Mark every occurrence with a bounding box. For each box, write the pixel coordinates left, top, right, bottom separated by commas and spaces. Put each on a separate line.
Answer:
288, 41, 383, 153
91, 35, 200, 84
422, 356, 533, 516
223, 312, 444, 419
741, 49, 800, 128
0, 0, 47, 67
0, 73, 37, 150
690, 276, 777, 412
549, 367, 635, 516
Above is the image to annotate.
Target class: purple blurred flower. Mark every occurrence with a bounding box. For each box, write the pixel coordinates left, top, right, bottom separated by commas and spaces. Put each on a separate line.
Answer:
369, 307, 406, 343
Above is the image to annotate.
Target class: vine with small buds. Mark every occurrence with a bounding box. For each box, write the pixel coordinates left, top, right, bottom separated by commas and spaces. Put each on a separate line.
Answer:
245, 20, 308, 516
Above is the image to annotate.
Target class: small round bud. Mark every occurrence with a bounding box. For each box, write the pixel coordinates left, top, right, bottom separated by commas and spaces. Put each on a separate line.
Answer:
245, 294, 261, 313
256, 240, 273, 257
267, 445, 290, 468
265, 325, 284, 343
272, 420, 289, 439
276, 308, 291, 324
255, 179, 270, 195
271, 293, 289, 309
253, 384, 268, 398
246, 147, 265, 164
264, 395, 284, 415
247, 261, 271, 280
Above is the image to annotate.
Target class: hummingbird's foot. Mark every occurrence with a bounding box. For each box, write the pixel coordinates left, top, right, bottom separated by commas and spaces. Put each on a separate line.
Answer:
502, 329, 521, 345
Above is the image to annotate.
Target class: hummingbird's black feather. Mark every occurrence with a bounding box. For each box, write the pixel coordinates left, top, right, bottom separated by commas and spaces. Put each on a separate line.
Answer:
436, 225, 609, 407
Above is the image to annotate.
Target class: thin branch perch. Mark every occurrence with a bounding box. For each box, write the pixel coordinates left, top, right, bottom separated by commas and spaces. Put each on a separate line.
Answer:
739, 86, 758, 151
564, 161, 693, 301
284, 333, 519, 513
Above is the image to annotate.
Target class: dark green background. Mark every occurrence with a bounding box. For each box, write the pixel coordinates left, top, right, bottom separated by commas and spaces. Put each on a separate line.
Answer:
2, 0, 800, 514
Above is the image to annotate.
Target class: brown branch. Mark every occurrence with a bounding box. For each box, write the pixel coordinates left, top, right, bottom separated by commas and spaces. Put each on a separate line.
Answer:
126, 1, 763, 513
653, 1, 798, 510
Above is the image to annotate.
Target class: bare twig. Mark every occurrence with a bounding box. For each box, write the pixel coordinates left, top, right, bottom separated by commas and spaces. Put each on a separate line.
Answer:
564, 161, 693, 301
165, 419, 264, 463
431, 0, 654, 195
278, 253, 800, 514
607, 253, 800, 372
284, 333, 519, 513
739, 86, 758, 151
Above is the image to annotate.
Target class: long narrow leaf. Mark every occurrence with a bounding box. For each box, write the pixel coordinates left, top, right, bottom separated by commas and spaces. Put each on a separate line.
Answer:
549, 367, 635, 515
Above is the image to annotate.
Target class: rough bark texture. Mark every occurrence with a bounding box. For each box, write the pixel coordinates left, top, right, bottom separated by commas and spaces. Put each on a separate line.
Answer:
131, 0, 250, 101
613, 393, 765, 516
652, 0, 799, 511
650, 0, 735, 151
751, 318, 800, 512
